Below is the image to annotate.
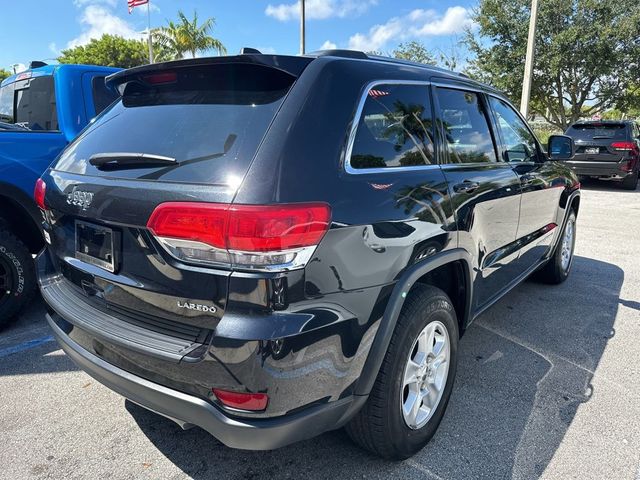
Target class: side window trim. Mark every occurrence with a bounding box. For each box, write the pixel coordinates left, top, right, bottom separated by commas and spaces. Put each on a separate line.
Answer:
344, 79, 439, 174
432, 83, 501, 165
487, 93, 544, 164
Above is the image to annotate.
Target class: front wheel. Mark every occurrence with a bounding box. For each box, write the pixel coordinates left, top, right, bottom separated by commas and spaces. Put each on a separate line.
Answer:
346, 284, 458, 459
535, 211, 576, 284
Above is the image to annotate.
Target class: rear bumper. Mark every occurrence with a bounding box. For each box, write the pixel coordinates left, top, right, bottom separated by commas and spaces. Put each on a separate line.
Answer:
46, 312, 365, 450
563, 160, 632, 179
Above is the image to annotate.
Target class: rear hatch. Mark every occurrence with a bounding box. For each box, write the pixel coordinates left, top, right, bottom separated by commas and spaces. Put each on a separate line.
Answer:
41, 57, 310, 356
566, 122, 632, 162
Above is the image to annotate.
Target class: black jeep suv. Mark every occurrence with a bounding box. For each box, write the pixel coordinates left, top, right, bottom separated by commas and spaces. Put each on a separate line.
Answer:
564, 120, 639, 190
36, 51, 580, 459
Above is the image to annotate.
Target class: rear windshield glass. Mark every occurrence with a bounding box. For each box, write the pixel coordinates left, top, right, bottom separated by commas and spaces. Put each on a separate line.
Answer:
566, 123, 628, 141
54, 63, 296, 184
0, 75, 58, 131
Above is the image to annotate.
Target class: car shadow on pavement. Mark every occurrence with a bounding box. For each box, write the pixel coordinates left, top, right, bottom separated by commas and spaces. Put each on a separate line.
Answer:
125, 255, 622, 480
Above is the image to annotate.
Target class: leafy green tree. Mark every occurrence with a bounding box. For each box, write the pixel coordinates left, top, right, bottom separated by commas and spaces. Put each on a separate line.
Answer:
465, 0, 640, 130
58, 34, 148, 68
153, 10, 226, 60
392, 41, 437, 65
0, 69, 11, 82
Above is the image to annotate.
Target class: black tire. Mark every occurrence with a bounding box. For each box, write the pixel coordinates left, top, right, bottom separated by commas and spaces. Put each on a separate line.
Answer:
0, 228, 36, 329
535, 210, 577, 284
621, 170, 638, 190
346, 284, 459, 459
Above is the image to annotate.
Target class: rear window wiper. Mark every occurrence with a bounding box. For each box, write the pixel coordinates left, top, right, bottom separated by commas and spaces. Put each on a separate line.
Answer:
592, 135, 614, 139
89, 152, 177, 170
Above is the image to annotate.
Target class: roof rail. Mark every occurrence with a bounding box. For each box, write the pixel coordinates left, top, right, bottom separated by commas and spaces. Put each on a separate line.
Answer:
310, 49, 369, 60
367, 54, 469, 78
240, 47, 262, 55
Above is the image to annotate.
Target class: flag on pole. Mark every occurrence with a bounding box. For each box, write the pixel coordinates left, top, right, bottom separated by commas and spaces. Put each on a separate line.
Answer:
128, 0, 148, 14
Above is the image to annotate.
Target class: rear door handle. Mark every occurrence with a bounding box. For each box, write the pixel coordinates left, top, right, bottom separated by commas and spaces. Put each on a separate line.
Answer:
453, 181, 480, 193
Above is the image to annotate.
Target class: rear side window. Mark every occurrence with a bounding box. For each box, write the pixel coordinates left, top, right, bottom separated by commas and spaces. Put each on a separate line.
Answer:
566, 123, 628, 141
91, 76, 118, 115
349, 83, 435, 169
437, 88, 497, 164
0, 76, 58, 131
54, 64, 296, 184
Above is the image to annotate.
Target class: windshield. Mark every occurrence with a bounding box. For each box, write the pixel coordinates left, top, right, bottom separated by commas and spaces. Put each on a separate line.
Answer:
54, 63, 296, 184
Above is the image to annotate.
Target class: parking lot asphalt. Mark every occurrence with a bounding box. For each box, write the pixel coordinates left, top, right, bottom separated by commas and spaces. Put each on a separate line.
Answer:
1, 181, 639, 480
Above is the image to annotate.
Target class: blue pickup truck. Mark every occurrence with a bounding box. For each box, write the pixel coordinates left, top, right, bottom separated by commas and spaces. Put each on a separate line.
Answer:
0, 62, 120, 327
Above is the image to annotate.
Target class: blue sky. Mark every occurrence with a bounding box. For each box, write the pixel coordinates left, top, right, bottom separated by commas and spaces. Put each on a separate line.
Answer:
0, 0, 478, 71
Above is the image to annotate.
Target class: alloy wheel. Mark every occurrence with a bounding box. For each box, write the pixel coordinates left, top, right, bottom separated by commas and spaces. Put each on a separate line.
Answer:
401, 320, 450, 430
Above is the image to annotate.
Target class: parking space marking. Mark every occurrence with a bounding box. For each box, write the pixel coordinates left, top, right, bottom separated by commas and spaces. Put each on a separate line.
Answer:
0, 335, 55, 358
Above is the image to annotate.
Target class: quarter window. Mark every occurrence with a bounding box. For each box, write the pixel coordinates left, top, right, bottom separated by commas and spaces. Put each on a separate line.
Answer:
437, 88, 497, 164
489, 97, 539, 162
349, 83, 434, 169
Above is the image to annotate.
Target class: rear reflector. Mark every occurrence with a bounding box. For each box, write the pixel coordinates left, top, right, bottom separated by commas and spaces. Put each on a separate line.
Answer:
34, 178, 47, 210
147, 202, 331, 271
212, 389, 269, 411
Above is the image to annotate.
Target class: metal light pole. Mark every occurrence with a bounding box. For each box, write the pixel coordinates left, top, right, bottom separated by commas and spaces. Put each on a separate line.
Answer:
300, 0, 306, 55
520, 0, 539, 118
147, 0, 154, 63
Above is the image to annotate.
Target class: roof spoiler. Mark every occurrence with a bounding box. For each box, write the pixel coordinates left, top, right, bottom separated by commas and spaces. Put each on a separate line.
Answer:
105, 54, 312, 93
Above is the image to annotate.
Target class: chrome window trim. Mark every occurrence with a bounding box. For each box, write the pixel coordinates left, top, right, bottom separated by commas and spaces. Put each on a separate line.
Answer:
344, 79, 439, 175
486, 93, 545, 161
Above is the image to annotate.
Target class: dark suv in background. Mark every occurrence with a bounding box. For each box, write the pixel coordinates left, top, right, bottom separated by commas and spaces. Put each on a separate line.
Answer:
36, 50, 580, 459
564, 120, 639, 189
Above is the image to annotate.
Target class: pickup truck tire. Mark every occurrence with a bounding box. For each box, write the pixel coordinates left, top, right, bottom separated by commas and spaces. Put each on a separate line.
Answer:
621, 170, 638, 190
0, 228, 36, 329
346, 284, 458, 460
536, 211, 577, 285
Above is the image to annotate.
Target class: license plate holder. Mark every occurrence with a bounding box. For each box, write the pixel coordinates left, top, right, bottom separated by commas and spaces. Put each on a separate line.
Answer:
75, 220, 117, 273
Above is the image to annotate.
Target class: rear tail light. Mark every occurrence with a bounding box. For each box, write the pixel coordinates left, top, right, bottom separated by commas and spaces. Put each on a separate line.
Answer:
212, 389, 269, 411
34, 178, 47, 210
611, 141, 638, 152
147, 202, 331, 271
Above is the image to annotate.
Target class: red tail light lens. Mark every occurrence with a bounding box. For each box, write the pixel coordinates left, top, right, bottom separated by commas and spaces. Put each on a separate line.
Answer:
212, 389, 269, 411
147, 202, 331, 270
611, 141, 638, 152
34, 178, 47, 210
147, 203, 228, 249
226, 204, 331, 251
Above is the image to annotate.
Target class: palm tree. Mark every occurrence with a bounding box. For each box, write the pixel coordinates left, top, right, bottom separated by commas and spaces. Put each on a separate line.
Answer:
153, 10, 226, 60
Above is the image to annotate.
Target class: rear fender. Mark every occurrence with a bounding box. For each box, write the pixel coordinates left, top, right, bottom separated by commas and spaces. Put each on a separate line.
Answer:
354, 248, 473, 396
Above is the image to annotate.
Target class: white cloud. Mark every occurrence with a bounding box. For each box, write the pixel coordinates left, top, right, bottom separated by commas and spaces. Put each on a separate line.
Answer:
266, 0, 376, 21
48, 42, 59, 56
320, 40, 338, 50
67, 4, 143, 48
348, 6, 475, 51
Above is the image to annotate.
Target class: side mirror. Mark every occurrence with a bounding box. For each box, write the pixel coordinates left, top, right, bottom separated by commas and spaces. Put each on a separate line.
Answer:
547, 135, 574, 160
